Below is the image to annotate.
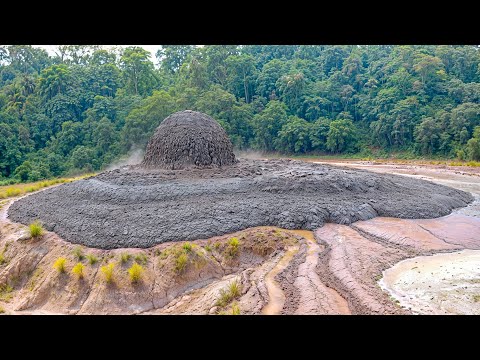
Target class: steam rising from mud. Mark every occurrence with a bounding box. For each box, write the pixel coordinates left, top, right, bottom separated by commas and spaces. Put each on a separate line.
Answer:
106, 148, 144, 170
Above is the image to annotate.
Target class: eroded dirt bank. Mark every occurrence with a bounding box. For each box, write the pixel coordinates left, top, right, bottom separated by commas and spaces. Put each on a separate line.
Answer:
8, 159, 472, 249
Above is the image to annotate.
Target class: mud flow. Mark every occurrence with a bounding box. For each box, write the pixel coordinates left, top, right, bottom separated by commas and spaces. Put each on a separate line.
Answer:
8, 159, 472, 249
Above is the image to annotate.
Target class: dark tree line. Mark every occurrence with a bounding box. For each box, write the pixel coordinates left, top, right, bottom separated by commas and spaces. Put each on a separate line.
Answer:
0, 45, 479, 182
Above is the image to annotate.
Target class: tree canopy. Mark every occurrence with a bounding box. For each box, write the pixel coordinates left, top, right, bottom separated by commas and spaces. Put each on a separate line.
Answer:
0, 45, 479, 182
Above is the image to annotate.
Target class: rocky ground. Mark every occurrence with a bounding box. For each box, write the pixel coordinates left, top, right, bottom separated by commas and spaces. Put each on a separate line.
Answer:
8, 159, 472, 249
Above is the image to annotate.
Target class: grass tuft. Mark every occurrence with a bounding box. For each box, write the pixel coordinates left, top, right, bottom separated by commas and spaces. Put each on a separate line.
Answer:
72, 263, 85, 278
53, 257, 67, 273
101, 263, 115, 283
128, 263, 144, 283
29, 220, 44, 239
175, 252, 188, 273
230, 302, 241, 315
183, 242, 192, 252
120, 253, 131, 264
134, 253, 148, 265
0, 252, 5, 265
0, 284, 13, 302
225, 237, 240, 258
215, 280, 242, 308
86, 254, 99, 265
73, 246, 85, 261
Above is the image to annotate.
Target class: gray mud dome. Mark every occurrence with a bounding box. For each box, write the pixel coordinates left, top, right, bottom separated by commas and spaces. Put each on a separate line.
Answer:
8, 159, 473, 249
142, 110, 237, 169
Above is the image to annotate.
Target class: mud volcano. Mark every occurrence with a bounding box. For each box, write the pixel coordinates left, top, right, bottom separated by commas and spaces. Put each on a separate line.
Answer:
142, 110, 237, 169
9, 112, 474, 249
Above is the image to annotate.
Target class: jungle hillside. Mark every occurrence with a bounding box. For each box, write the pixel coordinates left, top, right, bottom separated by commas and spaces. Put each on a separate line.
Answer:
0, 45, 479, 183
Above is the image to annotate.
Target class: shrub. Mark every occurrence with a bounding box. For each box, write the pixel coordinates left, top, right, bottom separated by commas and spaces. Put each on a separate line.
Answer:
53, 257, 67, 273
183, 242, 192, 252
128, 263, 144, 283
29, 221, 44, 238
175, 253, 188, 273
73, 246, 85, 261
72, 263, 85, 278
86, 254, 99, 265
120, 253, 131, 264
101, 263, 115, 283
134, 253, 148, 265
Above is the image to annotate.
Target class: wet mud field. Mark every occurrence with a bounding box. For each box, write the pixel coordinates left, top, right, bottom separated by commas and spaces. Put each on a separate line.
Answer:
8, 159, 472, 249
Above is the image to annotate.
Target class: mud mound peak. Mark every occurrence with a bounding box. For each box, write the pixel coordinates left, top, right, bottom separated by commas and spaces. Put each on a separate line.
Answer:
142, 110, 237, 169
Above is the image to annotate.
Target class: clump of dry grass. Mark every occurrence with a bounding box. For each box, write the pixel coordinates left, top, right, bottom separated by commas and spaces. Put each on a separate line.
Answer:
73, 246, 85, 261
0, 284, 13, 302
101, 263, 115, 283
128, 263, 144, 283
215, 280, 242, 308
72, 263, 85, 278
29, 220, 44, 239
53, 257, 67, 273
120, 253, 131, 264
225, 237, 240, 258
134, 253, 148, 265
86, 254, 99, 265
175, 253, 188, 273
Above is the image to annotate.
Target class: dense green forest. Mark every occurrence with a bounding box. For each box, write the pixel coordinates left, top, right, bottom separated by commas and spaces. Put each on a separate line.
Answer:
0, 45, 479, 183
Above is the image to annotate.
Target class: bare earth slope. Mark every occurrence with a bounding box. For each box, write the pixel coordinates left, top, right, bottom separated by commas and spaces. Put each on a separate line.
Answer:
8, 159, 472, 249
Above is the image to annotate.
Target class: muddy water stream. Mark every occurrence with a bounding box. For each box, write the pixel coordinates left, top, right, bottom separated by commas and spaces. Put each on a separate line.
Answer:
261, 230, 314, 315
261, 244, 299, 315
261, 229, 350, 315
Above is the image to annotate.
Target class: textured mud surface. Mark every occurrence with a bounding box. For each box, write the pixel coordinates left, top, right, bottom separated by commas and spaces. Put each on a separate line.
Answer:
142, 110, 236, 169
8, 159, 472, 249
380, 250, 480, 315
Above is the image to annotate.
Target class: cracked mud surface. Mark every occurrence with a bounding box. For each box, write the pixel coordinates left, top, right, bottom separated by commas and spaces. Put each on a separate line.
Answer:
8, 158, 472, 249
